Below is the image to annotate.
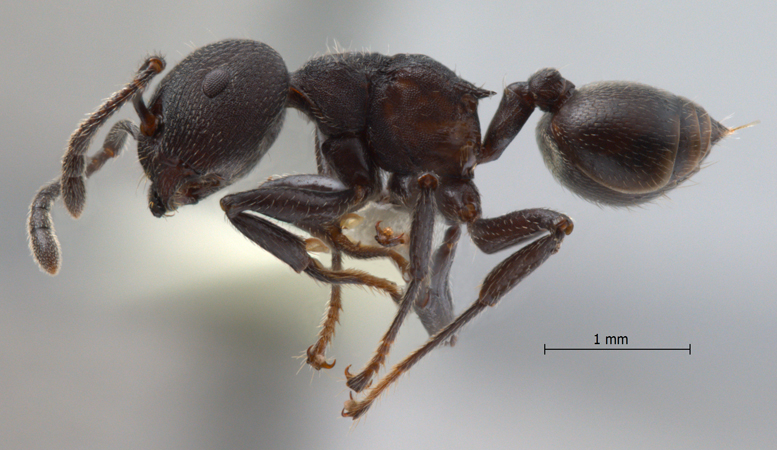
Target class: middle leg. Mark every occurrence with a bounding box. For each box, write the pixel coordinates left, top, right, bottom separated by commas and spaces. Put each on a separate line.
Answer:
344, 173, 439, 392
342, 208, 573, 418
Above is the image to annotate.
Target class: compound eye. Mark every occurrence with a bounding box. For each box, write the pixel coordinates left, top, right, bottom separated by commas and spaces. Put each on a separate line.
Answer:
202, 68, 230, 98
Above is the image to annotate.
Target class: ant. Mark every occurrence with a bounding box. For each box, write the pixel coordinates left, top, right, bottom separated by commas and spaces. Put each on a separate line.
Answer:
27, 39, 752, 419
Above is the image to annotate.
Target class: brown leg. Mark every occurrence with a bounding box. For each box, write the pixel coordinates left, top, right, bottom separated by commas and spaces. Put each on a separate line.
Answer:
342, 209, 573, 419
374, 221, 408, 247
306, 251, 344, 370
415, 225, 461, 340
344, 174, 438, 393
326, 224, 410, 281
304, 214, 413, 370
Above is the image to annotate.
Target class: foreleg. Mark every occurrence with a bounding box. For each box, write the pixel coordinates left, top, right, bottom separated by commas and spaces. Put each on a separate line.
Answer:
220, 176, 400, 300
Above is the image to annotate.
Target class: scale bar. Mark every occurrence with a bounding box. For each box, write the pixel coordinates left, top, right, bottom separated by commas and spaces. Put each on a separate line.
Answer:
544, 344, 691, 355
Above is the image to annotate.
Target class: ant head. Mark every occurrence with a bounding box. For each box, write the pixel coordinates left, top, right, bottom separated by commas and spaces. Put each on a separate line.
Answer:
133, 39, 290, 216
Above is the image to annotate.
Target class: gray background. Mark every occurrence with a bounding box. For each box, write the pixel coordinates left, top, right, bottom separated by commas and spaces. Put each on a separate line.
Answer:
2, 1, 775, 449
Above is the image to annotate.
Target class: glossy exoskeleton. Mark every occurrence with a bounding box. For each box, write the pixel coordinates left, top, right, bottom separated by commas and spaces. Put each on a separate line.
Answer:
28, 39, 747, 419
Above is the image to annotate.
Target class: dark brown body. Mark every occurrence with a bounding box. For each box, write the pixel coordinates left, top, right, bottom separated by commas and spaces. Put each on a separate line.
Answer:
536, 81, 729, 205
27, 40, 739, 420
